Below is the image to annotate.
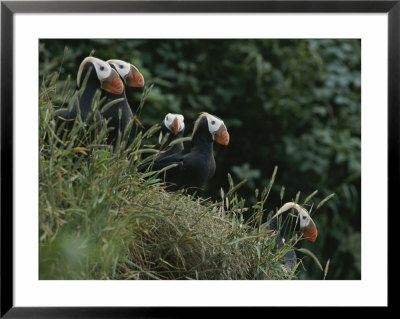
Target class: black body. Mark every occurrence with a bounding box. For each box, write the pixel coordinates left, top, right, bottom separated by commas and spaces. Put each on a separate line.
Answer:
56, 64, 103, 133
100, 65, 133, 145
138, 116, 215, 191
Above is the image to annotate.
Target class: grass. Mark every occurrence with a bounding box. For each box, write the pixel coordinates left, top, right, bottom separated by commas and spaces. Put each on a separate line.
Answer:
39, 70, 326, 280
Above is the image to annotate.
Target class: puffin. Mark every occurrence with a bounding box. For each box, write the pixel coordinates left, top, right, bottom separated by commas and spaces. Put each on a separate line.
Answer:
262, 202, 318, 275
138, 112, 229, 191
101, 59, 145, 144
157, 113, 185, 160
56, 56, 124, 134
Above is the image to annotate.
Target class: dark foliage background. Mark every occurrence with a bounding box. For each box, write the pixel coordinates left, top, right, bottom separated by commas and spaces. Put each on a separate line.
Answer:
39, 39, 361, 280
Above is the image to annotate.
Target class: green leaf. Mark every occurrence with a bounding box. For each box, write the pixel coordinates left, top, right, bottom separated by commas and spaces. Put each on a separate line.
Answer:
316, 193, 335, 210
168, 136, 192, 147
324, 258, 330, 280
100, 98, 125, 113
280, 186, 285, 201
296, 248, 323, 271
304, 190, 318, 204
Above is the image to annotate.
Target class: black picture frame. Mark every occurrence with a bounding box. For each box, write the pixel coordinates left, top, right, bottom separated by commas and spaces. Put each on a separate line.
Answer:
1, 0, 394, 317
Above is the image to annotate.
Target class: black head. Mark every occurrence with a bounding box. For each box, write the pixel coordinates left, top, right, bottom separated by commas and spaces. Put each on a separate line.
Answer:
192, 112, 229, 146
107, 59, 144, 88
77, 57, 124, 95
266, 202, 318, 243
159, 113, 185, 145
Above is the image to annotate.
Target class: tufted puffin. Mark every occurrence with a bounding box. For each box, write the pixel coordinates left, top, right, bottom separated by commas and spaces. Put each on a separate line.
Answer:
157, 113, 185, 160
56, 57, 123, 134
101, 59, 145, 144
138, 112, 229, 191
263, 202, 318, 275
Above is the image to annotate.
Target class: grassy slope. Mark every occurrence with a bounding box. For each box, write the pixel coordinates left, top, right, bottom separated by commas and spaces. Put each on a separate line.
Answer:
39, 73, 322, 280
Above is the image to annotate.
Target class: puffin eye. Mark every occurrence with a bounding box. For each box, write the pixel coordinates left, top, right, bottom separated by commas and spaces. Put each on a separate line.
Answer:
302, 216, 307, 220
100, 66, 105, 71
211, 121, 216, 125
119, 65, 124, 69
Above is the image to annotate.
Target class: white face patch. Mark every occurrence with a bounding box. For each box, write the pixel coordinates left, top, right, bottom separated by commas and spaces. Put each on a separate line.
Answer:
273, 202, 312, 229
298, 209, 311, 229
77, 57, 112, 86
107, 59, 130, 79
164, 113, 185, 133
91, 59, 113, 81
206, 114, 224, 134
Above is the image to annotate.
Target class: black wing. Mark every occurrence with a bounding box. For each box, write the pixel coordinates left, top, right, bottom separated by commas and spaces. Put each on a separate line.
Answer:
137, 151, 185, 173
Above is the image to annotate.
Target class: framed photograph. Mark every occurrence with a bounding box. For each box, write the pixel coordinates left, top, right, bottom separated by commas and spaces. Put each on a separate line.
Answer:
1, 0, 393, 316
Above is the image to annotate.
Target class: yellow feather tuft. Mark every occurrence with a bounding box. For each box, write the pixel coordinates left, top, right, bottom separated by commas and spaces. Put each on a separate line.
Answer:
192, 112, 210, 137
76, 56, 104, 87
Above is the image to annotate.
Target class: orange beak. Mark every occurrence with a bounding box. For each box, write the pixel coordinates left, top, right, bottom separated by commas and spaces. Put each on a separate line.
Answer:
214, 126, 230, 146
101, 70, 124, 95
169, 117, 180, 135
303, 224, 318, 242
125, 66, 144, 87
